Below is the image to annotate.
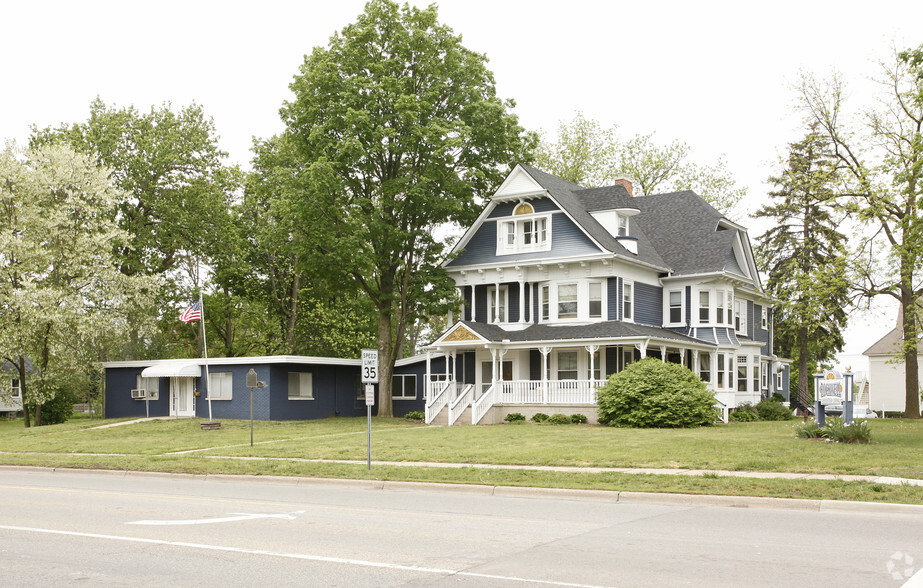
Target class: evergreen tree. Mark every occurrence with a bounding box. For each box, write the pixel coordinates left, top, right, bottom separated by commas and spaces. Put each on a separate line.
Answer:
754, 125, 849, 403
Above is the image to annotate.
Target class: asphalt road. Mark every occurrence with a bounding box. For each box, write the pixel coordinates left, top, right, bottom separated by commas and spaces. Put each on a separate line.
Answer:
1, 468, 921, 587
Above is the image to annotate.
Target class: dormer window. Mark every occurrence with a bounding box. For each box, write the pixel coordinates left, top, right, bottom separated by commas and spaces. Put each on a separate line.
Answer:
618, 215, 628, 237
497, 204, 551, 255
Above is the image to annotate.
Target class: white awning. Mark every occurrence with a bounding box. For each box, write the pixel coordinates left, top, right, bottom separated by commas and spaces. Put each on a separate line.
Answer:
141, 360, 202, 378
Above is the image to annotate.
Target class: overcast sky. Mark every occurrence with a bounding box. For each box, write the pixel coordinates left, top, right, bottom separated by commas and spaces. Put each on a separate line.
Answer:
3, 0, 921, 370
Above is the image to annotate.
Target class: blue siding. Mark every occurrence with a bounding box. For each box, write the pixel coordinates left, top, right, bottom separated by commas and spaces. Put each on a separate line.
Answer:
105, 367, 170, 418
605, 346, 618, 376
474, 285, 488, 322
608, 278, 620, 321
752, 303, 771, 355
530, 349, 541, 380
207, 364, 271, 420
447, 213, 602, 267
634, 282, 662, 326
487, 197, 560, 218
509, 282, 520, 323
685, 286, 692, 327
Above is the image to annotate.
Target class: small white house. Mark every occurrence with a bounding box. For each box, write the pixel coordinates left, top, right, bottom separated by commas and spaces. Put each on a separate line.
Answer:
863, 309, 923, 415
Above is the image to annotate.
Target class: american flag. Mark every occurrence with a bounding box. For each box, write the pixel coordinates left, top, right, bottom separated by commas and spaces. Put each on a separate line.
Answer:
180, 301, 202, 323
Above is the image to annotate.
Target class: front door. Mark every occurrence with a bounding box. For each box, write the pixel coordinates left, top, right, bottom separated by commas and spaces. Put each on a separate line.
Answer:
170, 377, 195, 417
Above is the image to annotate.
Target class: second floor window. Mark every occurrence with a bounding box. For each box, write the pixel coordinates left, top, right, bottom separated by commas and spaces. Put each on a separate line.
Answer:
589, 282, 602, 319
735, 300, 747, 335
497, 215, 551, 254
623, 282, 633, 321
699, 291, 710, 322
669, 290, 682, 324
541, 284, 550, 321
488, 286, 508, 323
557, 283, 578, 319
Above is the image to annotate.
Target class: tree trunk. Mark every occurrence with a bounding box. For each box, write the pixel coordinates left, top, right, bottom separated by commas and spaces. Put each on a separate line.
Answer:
19, 356, 30, 428
377, 308, 394, 418
901, 287, 922, 418
797, 326, 809, 402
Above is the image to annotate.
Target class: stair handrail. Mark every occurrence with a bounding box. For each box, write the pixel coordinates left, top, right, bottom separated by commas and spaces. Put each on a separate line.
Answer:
448, 384, 474, 426
425, 381, 452, 424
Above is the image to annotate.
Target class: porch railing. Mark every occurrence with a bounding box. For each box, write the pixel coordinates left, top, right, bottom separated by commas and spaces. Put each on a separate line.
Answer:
425, 381, 452, 424
448, 384, 475, 426
472, 383, 500, 425
499, 380, 605, 405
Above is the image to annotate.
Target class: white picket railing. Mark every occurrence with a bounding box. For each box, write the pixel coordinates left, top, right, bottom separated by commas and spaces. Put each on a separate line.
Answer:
499, 380, 604, 405
448, 384, 474, 426
472, 383, 501, 424
425, 381, 452, 424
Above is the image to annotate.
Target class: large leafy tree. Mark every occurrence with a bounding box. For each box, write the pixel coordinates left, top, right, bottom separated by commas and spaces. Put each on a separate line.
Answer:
754, 125, 849, 404
799, 45, 923, 418
279, 0, 534, 416
31, 98, 239, 359
535, 112, 746, 215
207, 136, 377, 359
0, 145, 156, 426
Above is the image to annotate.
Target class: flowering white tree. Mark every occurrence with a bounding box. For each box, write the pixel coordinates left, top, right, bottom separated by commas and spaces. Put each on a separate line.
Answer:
0, 144, 158, 426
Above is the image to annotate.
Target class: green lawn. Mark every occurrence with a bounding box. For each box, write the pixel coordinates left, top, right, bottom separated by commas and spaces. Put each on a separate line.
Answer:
2, 416, 922, 504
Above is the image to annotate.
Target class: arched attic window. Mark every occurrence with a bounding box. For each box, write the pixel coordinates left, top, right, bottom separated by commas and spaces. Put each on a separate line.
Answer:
514, 202, 534, 215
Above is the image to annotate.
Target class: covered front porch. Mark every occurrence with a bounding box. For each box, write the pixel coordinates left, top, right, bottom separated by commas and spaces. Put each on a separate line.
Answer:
425, 321, 720, 425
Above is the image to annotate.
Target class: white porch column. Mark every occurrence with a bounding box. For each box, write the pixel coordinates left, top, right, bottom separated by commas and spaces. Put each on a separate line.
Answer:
519, 279, 526, 325
637, 339, 648, 358
425, 351, 432, 400
539, 346, 552, 404
692, 349, 699, 376
494, 281, 500, 323
470, 286, 476, 322
660, 345, 667, 363
680, 348, 686, 367
712, 351, 719, 392
490, 348, 498, 385
445, 351, 450, 381
585, 344, 600, 380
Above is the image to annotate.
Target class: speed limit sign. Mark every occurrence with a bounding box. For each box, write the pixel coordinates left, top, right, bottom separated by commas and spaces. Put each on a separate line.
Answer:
361, 349, 378, 384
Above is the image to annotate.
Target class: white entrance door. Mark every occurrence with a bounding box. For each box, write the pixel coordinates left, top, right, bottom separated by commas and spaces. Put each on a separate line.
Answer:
170, 377, 195, 417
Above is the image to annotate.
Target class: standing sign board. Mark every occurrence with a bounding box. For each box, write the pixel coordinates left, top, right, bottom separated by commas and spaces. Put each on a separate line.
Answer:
360, 349, 378, 469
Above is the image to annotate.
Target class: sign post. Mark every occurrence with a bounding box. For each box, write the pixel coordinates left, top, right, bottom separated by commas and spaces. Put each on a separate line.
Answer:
361, 349, 378, 470
246, 368, 265, 447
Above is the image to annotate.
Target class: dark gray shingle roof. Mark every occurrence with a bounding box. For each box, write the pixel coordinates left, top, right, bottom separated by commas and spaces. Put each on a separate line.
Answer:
458, 320, 712, 346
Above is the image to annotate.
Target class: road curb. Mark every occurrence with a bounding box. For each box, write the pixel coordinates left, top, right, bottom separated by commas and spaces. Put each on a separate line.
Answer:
3, 465, 923, 515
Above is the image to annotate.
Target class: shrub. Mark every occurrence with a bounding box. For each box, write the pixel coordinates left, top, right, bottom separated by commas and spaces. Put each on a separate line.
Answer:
730, 403, 758, 422
570, 413, 588, 424
794, 420, 825, 439
823, 417, 872, 444
531, 412, 549, 423
404, 410, 425, 421
771, 392, 786, 403
793, 417, 872, 443
39, 388, 78, 425
505, 412, 525, 423
547, 413, 571, 425
596, 358, 718, 428
755, 397, 793, 421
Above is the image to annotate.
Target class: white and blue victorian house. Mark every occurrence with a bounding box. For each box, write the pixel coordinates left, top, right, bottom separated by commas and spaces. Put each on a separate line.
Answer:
424, 164, 789, 424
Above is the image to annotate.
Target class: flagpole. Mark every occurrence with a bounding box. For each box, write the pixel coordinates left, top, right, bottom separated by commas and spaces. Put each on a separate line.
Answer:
198, 264, 213, 423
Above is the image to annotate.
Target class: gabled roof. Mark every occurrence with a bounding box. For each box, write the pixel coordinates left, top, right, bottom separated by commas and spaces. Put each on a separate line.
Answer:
516, 164, 669, 270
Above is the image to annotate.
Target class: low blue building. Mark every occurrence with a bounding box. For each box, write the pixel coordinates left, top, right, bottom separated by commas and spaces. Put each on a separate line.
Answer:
103, 354, 438, 421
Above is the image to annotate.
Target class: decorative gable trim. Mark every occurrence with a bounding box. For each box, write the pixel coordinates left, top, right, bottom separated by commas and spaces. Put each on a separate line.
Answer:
433, 322, 489, 345
494, 165, 547, 201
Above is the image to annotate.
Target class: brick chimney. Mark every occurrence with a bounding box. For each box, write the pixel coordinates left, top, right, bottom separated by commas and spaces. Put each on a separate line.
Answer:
613, 174, 634, 197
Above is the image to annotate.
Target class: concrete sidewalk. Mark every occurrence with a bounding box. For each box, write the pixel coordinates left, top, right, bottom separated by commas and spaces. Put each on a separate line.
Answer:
204, 456, 923, 487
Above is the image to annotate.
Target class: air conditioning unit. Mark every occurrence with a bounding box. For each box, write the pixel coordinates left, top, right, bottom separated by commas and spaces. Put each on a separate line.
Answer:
131, 389, 146, 400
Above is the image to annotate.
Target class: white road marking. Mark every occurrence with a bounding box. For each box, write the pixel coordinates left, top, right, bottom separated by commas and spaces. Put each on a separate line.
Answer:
0, 524, 609, 588
127, 510, 304, 526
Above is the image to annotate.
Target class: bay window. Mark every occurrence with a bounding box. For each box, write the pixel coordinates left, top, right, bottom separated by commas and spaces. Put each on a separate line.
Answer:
699, 291, 710, 322
557, 351, 578, 380
669, 290, 682, 324
497, 214, 551, 254
699, 352, 710, 382
737, 355, 748, 392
